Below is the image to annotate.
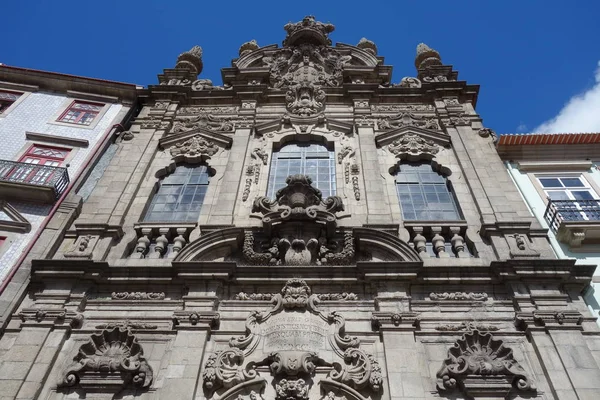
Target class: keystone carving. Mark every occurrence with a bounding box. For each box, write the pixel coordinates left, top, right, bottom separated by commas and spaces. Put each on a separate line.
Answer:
170, 134, 219, 162
59, 328, 153, 391
388, 134, 439, 160
275, 378, 309, 400
437, 330, 535, 397
377, 112, 439, 130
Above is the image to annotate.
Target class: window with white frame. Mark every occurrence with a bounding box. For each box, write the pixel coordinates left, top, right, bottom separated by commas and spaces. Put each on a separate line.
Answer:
538, 175, 600, 222
267, 142, 336, 198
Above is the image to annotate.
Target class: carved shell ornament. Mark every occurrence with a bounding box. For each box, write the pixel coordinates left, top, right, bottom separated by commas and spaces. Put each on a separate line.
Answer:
60, 327, 153, 390
437, 330, 535, 395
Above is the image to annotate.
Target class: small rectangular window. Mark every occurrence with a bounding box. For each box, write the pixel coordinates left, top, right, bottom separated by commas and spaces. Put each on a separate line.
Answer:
0, 90, 21, 114
58, 101, 103, 125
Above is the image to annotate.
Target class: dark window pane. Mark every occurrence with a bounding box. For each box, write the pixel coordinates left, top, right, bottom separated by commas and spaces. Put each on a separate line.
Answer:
539, 178, 562, 188
560, 178, 585, 188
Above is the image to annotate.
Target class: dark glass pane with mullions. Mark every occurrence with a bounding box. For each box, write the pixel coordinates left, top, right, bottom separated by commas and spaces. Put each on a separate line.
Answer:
267, 143, 336, 198
396, 164, 461, 221
144, 165, 210, 222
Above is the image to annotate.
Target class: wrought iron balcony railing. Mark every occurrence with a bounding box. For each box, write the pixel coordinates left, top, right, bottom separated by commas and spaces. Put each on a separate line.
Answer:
0, 159, 69, 200
544, 198, 600, 233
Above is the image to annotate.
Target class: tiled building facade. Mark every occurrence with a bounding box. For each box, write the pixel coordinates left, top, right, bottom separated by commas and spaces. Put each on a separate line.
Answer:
498, 133, 600, 323
0, 66, 138, 330
1, 17, 600, 400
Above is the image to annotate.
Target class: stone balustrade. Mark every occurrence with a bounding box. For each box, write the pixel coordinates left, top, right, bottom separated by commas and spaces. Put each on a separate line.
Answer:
130, 222, 197, 259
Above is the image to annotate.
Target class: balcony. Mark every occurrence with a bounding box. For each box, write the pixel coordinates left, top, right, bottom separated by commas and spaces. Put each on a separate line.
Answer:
0, 160, 69, 203
544, 199, 600, 247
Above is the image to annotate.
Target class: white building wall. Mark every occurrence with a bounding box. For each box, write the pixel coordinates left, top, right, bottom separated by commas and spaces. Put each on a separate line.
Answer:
506, 161, 600, 320
0, 90, 123, 282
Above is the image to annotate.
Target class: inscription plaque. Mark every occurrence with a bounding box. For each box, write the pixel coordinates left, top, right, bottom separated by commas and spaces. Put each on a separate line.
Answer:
262, 312, 329, 352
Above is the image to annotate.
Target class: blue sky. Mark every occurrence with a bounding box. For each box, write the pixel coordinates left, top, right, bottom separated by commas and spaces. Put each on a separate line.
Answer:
2, 1, 600, 134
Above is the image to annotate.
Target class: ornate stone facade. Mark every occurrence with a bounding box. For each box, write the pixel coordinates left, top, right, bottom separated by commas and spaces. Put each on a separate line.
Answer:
0, 15, 599, 400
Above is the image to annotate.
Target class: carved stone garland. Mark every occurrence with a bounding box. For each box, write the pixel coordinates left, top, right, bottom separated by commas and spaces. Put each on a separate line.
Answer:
202, 279, 382, 400
59, 327, 153, 391
436, 330, 535, 398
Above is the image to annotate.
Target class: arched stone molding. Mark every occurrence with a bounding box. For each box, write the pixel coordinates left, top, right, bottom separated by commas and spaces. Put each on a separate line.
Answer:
172, 226, 421, 265
239, 118, 359, 222
353, 227, 422, 262
173, 226, 242, 262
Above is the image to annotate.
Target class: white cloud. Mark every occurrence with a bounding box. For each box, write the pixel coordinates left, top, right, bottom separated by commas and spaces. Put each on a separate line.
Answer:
535, 61, 600, 133
516, 122, 528, 133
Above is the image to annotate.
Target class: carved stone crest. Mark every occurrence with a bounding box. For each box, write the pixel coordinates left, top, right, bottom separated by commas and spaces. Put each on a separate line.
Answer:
202, 279, 381, 400
437, 330, 535, 398
286, 82, 326, 116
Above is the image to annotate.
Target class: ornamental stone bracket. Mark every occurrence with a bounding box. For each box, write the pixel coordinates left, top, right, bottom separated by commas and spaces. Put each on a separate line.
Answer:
515, 311, 584, 332
371, 311, 420, 331
58, 327, 153, 393
436, 330, 536, 399
17, 308, 83, 329
202, 279, 382, 400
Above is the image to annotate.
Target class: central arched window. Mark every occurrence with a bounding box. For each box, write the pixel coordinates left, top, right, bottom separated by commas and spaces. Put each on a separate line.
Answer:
395, 163, 461, 220
267, 143, 336, 198
144, 164, 210, 222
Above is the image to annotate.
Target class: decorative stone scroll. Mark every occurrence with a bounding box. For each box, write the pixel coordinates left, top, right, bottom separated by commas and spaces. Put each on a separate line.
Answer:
235, 292, 358, 301
59, 328, 153, 392
437, 330, 535, 398
202, 279, 382, 400
377, 112, 439, 130
387, 134, 439, 161
170, 134, 219, 163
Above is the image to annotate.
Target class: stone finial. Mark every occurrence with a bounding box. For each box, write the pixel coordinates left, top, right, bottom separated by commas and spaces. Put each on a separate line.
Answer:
238, 39, 259, 57
175, 45, 203, 76
415, 42, 442, 70
283, 15, 335, 47
357, 38, 377, 55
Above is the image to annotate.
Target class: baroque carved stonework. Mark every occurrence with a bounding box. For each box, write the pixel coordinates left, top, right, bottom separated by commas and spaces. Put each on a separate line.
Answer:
388, 134, 440, 160
170, 134, 219, 162
235, 291, 358, 301
171, 114, 235, 133
377, 112, 439, 130
437, 330, 535, 398
430, 292, 488, 301
59, 328, 153, 392
202, 279, 381, 400
111, 291, 166, 300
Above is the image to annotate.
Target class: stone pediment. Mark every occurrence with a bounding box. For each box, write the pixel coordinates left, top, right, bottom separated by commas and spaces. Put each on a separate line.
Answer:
375, 125, 450, 148
159, 129, 232, 163
201, 279, 382, 400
